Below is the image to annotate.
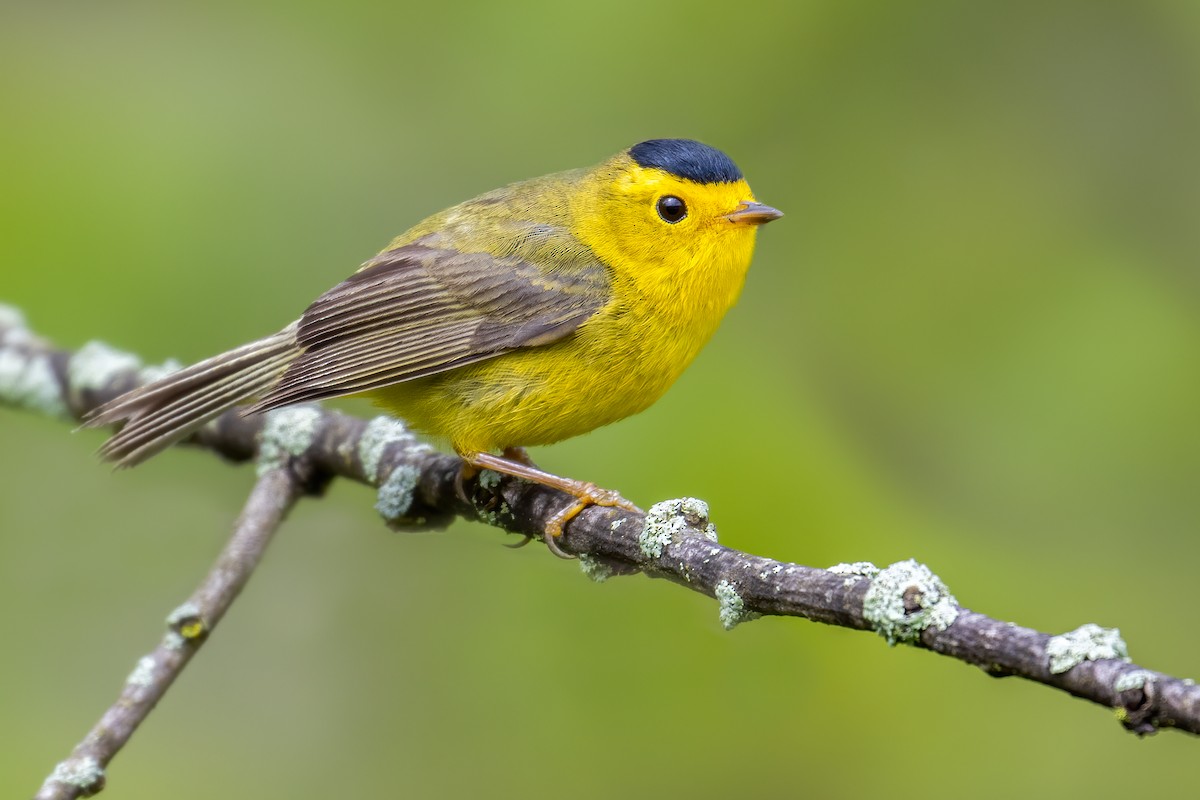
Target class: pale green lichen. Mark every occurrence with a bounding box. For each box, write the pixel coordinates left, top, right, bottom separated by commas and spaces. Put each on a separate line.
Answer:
0, 303, 27, 331
1047, 623, 1130, 674
476, 500, 513, 527
126, 655, 156, 687
0, 348, 68, 418
357, 416, 428, 483
257, 405, 322, 475
639, 503, 677, 558
137, 357, 183, 385
639, 497, 717, 559
163, 631, 186, 650
67, 340, 142, 397
376, 464, 420, 520
862, 559, 959, 645
715, 579, 761, 630
829, 561, 881, 586
166, 602, 201, 628
679, 497, 714, 532
0, 325, 33, 347
478, 469, 501, 491
578, 553, 614, 583
1114, 669, 1156, 692
49, 756, 105, 792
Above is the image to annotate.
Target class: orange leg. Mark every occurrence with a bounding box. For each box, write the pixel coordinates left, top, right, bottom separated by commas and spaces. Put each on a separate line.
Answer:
458, 449, 640, 559
455, 448, 534, 502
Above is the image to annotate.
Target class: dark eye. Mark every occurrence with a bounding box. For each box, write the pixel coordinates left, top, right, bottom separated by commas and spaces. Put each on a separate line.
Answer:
656, 195, 687, 223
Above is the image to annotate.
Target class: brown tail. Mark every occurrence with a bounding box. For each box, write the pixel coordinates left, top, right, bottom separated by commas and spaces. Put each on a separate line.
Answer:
85, 323, 300, 467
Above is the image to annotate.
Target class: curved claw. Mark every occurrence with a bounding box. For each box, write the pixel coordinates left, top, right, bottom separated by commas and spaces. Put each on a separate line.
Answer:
454, 462, 478, 505
504, 533, 534, 550
541, 483, 640, 560
542, 527, 573, 561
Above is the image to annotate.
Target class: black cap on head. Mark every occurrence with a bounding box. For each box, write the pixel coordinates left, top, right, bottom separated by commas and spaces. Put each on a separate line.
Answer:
628, 139, 743, 184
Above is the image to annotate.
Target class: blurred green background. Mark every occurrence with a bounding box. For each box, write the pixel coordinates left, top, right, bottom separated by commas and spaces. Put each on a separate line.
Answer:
2, 0, 1198, 796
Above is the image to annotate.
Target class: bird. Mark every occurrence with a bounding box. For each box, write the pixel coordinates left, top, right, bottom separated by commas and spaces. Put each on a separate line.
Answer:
86, 138, 782, 556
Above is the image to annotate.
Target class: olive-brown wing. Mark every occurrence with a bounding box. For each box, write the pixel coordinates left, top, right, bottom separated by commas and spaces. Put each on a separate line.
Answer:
248, 237, 610, 411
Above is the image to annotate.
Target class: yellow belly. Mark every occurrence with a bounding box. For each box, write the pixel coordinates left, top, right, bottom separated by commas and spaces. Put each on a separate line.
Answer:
367, 286, 727, 454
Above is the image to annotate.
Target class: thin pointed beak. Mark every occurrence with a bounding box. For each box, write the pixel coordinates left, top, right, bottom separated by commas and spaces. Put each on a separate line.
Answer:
722, 201, 783, 226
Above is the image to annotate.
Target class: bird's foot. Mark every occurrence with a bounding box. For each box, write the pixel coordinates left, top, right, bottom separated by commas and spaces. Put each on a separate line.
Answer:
543, 483, 639, 559
457, 449, 641, 559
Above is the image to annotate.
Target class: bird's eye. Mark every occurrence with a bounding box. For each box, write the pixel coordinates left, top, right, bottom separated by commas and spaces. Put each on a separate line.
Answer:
656, 195, 687, 224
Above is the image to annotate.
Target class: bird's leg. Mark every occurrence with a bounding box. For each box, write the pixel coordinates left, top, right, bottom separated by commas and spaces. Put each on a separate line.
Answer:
456, 448, 532, 504
458, 449, 640, 559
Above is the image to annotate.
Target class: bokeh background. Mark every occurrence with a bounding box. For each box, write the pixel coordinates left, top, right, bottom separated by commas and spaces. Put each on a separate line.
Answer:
2, 1, 1198, 796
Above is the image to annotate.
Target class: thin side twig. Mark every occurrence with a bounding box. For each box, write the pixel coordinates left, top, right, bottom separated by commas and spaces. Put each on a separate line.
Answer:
33, 466, 305, 800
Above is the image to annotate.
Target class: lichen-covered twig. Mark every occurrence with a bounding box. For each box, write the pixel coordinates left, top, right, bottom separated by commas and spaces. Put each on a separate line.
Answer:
32, 464, 305, 799
2, 304, 1196, 796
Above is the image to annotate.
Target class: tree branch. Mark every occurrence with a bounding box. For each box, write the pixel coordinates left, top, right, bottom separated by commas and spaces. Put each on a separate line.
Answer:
2, 302, 1195, 795
32, 465, 305, 799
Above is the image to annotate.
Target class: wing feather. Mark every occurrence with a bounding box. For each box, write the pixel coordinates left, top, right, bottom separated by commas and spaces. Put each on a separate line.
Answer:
247, 236, 610, 412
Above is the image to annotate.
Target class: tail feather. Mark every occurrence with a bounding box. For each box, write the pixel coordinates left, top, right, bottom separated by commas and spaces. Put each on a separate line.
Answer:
103, 357, 289, 457
86, 324, 300, 467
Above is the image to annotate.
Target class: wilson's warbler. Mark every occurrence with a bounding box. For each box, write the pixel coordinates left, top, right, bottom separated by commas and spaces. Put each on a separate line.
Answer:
88, 139, 781, 555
